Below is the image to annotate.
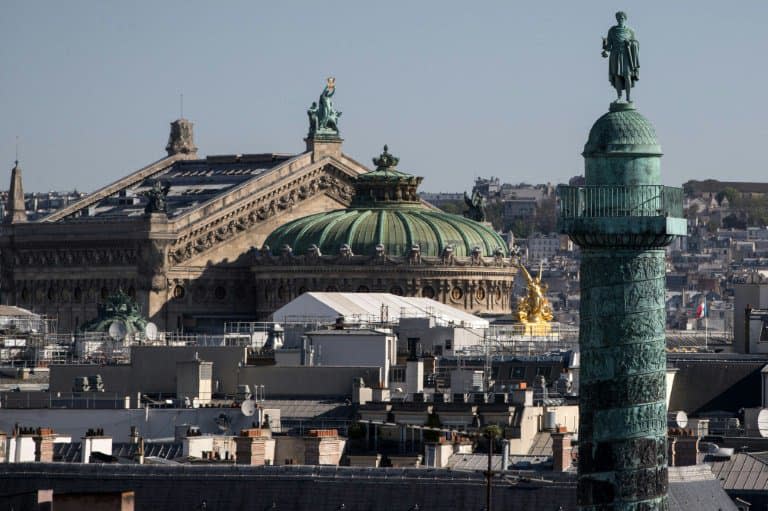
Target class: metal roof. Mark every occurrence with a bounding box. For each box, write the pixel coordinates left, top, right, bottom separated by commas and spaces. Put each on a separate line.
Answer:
61, 154, 294, 221
708, 452, 768, 491
272, 292, 489, 329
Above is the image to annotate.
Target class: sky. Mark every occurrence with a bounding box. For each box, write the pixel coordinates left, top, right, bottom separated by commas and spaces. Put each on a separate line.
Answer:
1, 1, 767, 193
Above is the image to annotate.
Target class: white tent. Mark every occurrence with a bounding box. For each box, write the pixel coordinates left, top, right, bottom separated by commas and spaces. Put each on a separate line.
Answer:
272, 292, 489, 330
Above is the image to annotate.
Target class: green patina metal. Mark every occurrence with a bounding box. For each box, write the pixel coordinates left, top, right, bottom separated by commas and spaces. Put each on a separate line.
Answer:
558, 99, 685, 510
79, 289, 148, 336
264, 146, 508, 258
307, 77, 342, 138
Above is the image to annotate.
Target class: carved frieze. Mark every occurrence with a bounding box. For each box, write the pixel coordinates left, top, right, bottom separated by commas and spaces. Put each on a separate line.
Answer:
12, 248, 138, 267
581, 372, 666, 410
593, 402, 667, 442
579, 436, 666, 474
579, 311, 665, 349
168, 166, 355, 265
580, 342, 666, 382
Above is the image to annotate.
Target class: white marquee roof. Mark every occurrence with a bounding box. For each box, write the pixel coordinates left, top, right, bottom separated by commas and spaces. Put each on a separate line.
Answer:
272, 292, 489, 329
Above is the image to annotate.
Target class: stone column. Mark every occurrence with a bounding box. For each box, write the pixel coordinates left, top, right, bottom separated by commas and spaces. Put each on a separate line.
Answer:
559, 102, 686, 510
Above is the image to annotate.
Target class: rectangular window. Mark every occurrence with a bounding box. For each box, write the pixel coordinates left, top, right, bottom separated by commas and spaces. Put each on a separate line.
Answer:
445, 339, 452, 350
390, 366, 406, 382
510, 366, 525, 379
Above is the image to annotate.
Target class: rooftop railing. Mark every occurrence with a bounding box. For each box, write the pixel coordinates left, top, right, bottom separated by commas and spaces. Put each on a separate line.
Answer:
557, 185, 683, 219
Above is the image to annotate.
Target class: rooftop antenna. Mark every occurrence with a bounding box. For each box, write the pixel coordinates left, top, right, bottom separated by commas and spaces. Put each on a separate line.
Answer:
15, 135, 19, 164
180, 93, 184, 119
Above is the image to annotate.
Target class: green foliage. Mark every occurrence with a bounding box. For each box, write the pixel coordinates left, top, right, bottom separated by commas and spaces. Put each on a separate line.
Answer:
483, 424, 502, 439
716, 187, 738, 206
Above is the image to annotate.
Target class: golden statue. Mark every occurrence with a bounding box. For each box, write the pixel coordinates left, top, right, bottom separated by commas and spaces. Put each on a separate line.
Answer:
516, 262, 554, 327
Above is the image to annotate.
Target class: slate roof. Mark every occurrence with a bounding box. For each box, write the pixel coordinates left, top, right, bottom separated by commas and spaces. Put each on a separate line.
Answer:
54, 441, 184, 462
708, 452, 768, 491
61, 153, 295, 222
261, 399, 353, 420
669, 465, 738, 510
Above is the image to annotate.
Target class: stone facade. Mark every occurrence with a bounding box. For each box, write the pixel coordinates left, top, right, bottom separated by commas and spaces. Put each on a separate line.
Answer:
0, 120, 512, 330
252, 250, 515, 318
0, 125, 368, 332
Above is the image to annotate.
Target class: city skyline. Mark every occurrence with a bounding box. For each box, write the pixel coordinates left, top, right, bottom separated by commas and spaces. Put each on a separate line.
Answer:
1, 1, 767, 192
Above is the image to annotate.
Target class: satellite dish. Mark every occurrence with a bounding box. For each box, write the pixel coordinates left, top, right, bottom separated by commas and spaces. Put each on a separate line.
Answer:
108, 320, 128, 341
667, 410, 688, 429
757, 409, 768, 438
241, 400, 256, 417
144, 322, 158, 341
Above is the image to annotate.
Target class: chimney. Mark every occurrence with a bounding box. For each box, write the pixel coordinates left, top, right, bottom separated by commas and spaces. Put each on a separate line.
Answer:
304, 429, 342, 466
668, 430, 700, 467
33, 427, 56, 463
166, 118, 198, 157
234, 428, 272, 466
5, 160, 26, 224
81, 428, 112, 463
551, 429, 573, 472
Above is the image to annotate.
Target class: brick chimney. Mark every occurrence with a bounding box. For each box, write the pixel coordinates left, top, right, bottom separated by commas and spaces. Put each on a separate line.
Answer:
304, 429, 343, 466
33, 427, 56, 463
234, 428, 272, 466
551, 428, 573, 472
668, 430, 699, 467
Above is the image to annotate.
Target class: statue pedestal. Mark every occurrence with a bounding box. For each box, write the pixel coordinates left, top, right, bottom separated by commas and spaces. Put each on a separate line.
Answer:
520, 322, 552, 336
305, 134, 343, 162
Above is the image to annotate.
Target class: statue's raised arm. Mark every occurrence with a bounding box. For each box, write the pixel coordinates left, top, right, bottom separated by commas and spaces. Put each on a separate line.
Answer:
602, 11, 640, 103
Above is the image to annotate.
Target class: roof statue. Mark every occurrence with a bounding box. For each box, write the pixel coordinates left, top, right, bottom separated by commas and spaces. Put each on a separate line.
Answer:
463, 190, 486, 222
79, 289, 148, 335
602, 11, 640, 102
142, 179, 170, 215
516, 262, 553, 330
308, 77, 342, 137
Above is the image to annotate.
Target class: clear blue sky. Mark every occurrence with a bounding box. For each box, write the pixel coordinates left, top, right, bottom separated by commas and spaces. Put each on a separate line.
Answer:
1, 1, 766, 192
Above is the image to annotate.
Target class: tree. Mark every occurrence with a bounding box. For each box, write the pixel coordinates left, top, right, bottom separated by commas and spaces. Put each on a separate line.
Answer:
716, 187, 739, 206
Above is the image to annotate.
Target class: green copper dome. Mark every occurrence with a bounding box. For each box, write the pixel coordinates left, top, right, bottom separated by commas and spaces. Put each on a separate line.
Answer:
264, 146, 508, 258
583, 102, 661, 156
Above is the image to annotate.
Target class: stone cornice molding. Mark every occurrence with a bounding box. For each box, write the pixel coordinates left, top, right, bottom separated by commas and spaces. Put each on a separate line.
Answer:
252, 253, 516, 272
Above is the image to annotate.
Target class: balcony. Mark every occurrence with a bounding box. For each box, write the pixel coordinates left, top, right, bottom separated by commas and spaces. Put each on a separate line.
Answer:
557, 185, 687, 247
557, 185, 683, 220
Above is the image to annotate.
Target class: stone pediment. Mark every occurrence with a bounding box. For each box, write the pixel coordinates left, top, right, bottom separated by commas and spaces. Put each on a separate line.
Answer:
166, 154, 367, 266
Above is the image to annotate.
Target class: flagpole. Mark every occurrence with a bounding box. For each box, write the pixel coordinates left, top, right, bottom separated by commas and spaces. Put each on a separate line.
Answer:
704, 299, 708, 350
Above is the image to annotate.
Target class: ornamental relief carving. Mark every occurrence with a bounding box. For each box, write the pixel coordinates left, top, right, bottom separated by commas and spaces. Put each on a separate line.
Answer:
168, 167, 355, 265
252, 249, 513, 269
580, 342, 666, 381
581, 372, 666, 410
13, 248, 138, 267
580, 251, 666, 286
580, 311, 665, 348
593, 401, 668, 442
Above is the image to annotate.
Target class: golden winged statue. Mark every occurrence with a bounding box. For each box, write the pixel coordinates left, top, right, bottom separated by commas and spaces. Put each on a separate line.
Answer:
516, 262, 554, 325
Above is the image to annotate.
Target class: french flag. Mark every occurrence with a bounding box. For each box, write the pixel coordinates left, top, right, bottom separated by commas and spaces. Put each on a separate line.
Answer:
696, 300, 707, 319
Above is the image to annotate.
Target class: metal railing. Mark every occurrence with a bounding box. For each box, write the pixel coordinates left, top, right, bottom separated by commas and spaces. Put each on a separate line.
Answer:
557, 185, 683, 219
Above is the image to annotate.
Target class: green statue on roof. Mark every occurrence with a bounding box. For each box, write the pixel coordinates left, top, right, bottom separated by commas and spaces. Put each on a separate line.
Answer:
602, 11, 640, 102
308, 77, 342, 137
